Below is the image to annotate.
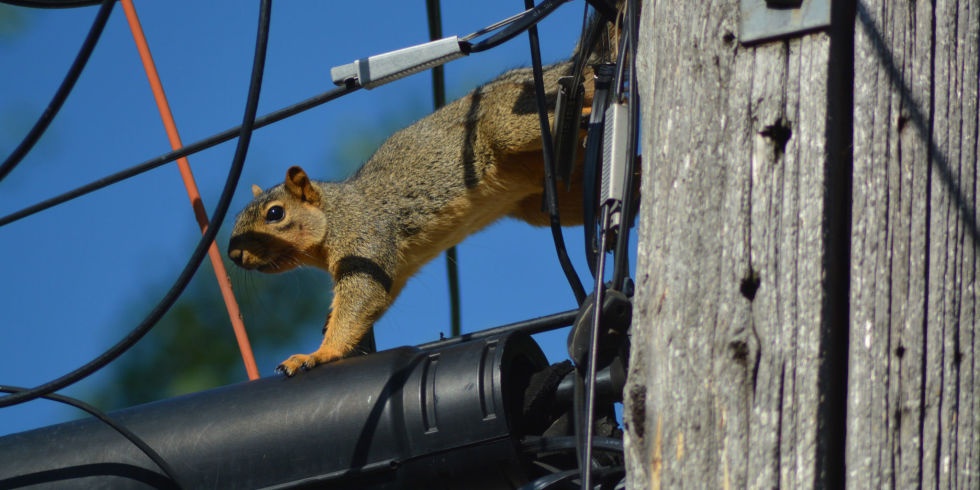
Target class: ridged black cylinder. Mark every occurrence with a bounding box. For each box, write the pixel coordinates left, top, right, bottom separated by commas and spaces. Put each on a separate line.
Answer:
0, 332, 548, 489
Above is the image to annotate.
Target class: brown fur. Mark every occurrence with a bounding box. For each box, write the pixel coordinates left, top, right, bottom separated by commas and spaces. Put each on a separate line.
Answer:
228, 60, 597, 376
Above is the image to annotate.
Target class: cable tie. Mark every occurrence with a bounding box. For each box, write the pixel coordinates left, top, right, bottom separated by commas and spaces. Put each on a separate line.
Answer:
330, 36, 465, 90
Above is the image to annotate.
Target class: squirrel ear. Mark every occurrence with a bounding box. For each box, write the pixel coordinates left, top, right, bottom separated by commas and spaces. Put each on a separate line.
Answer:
251, 184, 263, 197
285, 166, 321, 204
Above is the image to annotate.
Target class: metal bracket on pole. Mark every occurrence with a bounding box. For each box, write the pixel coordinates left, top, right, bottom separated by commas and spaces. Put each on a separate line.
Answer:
739, 0, 830, 45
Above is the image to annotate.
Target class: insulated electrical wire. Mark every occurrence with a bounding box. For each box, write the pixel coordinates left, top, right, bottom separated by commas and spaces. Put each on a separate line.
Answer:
520, 466, 625, 490
0, 85, 359, 228
0, 0, 273, 409
0, 0, 114, 183
0, 0, 102, 8
426, 0, 462, 338
0, 0, 577, 228
575, 4, 613, 278
521, 435, 623, 454
465, 0, 570, 53
578, 209, 612, 490
610, 0, 640, 291
417, 308, 578, 350
524, 0, 587, 305
0, 0, 616, 416
0, 385, 184, 487
552, 3, 638, 488
2, 3, 636, 487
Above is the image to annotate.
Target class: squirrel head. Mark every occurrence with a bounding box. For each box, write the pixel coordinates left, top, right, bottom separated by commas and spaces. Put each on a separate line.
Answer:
228, 166, 330, 273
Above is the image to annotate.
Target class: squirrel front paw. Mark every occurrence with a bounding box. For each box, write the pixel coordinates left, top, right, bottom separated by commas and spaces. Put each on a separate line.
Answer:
276, 348, 344, 376
275, 355, 309, 376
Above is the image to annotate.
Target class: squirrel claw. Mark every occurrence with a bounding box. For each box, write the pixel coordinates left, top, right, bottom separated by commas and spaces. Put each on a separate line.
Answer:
275, 363, 294, 377
277, 349, 344, 376
277, 354, 309, 377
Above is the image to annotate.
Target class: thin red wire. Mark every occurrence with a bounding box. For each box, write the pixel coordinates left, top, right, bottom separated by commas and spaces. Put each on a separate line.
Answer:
120, 0, 260, 381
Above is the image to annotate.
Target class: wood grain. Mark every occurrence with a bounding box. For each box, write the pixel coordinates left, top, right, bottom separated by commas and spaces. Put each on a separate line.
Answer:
848, 1, 979, 487
624, 1, 977, 487
623, 0, 836, 487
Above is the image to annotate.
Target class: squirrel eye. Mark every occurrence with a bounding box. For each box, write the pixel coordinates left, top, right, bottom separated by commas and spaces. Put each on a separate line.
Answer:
265, 205, 285, 223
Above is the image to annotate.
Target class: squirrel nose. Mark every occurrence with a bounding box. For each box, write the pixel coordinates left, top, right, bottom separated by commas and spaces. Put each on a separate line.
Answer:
228, 247, 243, 265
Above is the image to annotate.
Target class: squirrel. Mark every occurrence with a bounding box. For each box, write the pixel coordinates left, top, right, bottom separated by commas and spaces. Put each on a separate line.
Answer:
227, 18, 622, 375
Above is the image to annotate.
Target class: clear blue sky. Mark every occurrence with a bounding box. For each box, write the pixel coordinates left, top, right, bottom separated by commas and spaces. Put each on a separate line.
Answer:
0, 1, 634, 436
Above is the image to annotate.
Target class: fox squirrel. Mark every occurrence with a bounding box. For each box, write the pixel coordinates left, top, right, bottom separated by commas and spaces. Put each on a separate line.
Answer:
228, 58, 599, 376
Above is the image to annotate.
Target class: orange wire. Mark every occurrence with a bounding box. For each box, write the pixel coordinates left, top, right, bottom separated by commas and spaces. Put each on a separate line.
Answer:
120, 0, 260, 381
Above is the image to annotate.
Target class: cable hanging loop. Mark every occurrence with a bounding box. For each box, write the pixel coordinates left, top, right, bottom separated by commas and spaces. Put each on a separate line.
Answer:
523, 0, 587, 304
0, 0, 114, 183
0, 0, 274, 410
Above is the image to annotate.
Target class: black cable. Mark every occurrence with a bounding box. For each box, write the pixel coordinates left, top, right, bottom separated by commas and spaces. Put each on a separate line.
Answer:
0, 0, 579, 228
521, 435, 623, 454
576, 209, 612, 490
610, 0, 639, 291
580, 45, 615, 279
0, 84, 359, 228
0, 0, 114, 183
522, 468, 579, 490
0, 0, 273, 409
467, 0, 570, 53
425, 0, 446, 110
569, 2, 597, 83
425, 0, 462, 338
567, 5, 619, 280
568, 4, 641, 487
519, 465, 625, 490
582, 0, 616, 19
0, 0, 101, 8
0, 0, 591, 405
417, 308, 577, 350
524, 0, 587, 305
0, 385, 184, 488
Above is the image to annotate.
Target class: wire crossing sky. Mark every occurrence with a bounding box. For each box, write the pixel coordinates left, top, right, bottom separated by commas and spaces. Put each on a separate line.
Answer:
0, 0, 632, 436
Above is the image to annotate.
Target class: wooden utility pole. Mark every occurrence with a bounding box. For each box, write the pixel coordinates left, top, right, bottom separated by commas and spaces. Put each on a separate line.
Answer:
623, 0, 978, 488
848, 1, 978, 487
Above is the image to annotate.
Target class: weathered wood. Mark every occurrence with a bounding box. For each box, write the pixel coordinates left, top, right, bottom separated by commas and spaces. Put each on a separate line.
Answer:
847, 0, 979, 488
624, 0, 979, 486
623, 0, 838, 487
